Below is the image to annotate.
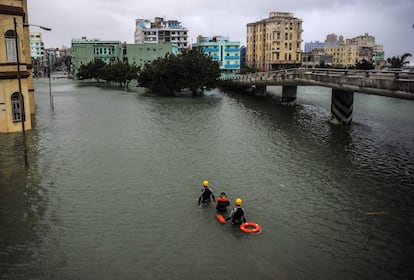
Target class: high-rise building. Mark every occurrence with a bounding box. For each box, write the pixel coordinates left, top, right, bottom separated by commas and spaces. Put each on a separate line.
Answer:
192, 36, 240, 74
134, 17, 188, 50
246, 12, 303, 71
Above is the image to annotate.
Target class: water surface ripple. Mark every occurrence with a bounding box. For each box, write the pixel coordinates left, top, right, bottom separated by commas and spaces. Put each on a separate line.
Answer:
1, 80, 413, 280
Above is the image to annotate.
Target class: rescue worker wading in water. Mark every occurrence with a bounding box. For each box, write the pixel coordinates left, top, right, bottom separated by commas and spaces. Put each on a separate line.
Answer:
216, 192, 230, 213
226, 198, 246, 225
198, 180, 216, 207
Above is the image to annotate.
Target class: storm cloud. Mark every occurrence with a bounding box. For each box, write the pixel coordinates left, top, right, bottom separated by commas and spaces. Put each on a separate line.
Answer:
28, 0, 413, 61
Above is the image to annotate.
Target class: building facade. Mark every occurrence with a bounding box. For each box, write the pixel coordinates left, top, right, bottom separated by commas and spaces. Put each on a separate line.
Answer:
192, 36, 240, 73
134, 17, 188, 50
324, 33, 384, 68
302, 48, 333, 68
0, 0, 36, 133
71, 37, 178, 77
71, 37, 122, 76
304, 41, 325, 53
373, 44, 385, 68
29, 32, 45, 77
246, 12, 303, 71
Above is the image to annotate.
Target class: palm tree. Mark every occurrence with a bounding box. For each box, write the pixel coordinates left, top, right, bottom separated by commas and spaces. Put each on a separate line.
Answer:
386, 53, 412, 68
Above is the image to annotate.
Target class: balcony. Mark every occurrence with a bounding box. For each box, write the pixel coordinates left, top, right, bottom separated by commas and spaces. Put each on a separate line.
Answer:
203, 47, 219, 52
224, 64, 240, 69
225, 47, 240, 52
225, 56, 240, 60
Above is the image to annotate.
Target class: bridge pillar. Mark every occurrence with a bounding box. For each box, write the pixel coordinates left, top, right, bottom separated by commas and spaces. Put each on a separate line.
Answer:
330, 89, 354, 124
252, 85, 267, 96
281, 85, 297, 105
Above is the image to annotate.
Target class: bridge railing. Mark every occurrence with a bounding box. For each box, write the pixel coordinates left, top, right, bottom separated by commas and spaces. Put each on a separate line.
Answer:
219, 68, 414, 97
221, 68, 414, 81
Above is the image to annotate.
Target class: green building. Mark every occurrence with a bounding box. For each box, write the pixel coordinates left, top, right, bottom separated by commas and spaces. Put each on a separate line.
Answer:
71, 37, 178, 77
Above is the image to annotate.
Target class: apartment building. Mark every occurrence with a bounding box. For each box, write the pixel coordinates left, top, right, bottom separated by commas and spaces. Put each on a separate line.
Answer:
134, 17, 188, 50
325, 44, 358, 67
192, 36, 240, 73
29, 32, 44, 59
324, 33, 383, 68
0, 0, 35, 133
246, 12, 303, 71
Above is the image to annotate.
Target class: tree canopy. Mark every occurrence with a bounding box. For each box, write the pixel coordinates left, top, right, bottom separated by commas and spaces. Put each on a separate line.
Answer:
386, 53, 412, 68
137, 49, 221, 96
77, 59, 139, 88
355, 59, 375, 70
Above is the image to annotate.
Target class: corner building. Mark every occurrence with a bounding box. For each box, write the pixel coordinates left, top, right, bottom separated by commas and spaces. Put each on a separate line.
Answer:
246, 12, 303, 71
0, 0, 35, 133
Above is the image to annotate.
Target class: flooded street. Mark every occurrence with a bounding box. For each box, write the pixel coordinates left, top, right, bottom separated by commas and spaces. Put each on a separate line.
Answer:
1, 78, 413, 279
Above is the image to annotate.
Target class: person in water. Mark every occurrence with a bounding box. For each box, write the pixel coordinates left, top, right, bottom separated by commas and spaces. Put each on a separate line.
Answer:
216, 192, 230, 213
226, 198, 246, 224
198, 180, 216, 207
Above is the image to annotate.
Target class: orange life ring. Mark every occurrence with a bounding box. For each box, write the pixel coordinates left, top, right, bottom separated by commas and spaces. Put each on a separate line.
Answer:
240, 222, 261, 233
217, 214, 226, 224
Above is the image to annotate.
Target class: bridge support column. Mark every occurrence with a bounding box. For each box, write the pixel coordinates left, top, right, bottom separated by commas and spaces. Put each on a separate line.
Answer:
330, 89, 354, 124
281, 85, 297, 105
251, 85, 267, 96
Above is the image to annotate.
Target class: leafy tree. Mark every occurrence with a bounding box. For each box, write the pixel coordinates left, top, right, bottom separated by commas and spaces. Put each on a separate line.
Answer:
77, 63, 92, 80
386, 53, 412, 68
77, 59, 106, 82
76, 59, 139, 90
101, 60, 139, 89
137, 49, 220, 96
355, 59, 375, 70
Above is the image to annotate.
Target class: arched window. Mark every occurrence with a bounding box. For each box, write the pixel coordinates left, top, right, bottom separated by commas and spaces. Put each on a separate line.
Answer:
11, 92, 24, 122
5, 30, 17, 62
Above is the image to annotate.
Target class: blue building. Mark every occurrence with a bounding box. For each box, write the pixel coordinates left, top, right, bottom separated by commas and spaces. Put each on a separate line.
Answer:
304, 41, 326, 53
240, 46, 246, 68
193, 36, 240, 74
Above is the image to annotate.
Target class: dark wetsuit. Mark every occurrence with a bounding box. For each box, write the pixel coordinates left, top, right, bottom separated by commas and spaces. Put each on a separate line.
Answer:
228, 206, 246, 224
216, 197, 230, 213
198, 187, 215, 206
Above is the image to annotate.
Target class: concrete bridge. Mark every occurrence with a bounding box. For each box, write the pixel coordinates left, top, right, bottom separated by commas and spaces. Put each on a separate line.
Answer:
219, 68, 414, 124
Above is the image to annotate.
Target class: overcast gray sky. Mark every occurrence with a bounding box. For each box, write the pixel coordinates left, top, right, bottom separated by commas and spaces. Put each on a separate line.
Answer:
28, 0, 413, 62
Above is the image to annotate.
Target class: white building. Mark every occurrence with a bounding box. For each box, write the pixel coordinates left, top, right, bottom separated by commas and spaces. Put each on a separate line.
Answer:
134, 17, 188, 50
29, 32, 45, 59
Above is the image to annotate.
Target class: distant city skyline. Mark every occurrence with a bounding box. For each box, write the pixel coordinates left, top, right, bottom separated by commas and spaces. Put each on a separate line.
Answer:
27, 0, 413, 63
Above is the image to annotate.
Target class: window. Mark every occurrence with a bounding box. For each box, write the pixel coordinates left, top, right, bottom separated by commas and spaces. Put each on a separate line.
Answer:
5, 30, 17, 62
11, 92, 24, 122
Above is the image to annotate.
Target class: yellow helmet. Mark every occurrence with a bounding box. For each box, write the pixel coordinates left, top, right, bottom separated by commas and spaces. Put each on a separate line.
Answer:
235, 198, 242, 205
203, 180, 209, 187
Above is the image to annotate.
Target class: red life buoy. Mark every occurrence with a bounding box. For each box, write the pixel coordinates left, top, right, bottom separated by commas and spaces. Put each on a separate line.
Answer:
240, 222, 261, 233
217, 214, 226, 224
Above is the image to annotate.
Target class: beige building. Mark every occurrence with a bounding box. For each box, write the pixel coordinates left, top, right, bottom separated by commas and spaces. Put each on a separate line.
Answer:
246, 12, 303, 71
324, 33, 381, 68
0, 0, 35, 133
325, 44, 359, 67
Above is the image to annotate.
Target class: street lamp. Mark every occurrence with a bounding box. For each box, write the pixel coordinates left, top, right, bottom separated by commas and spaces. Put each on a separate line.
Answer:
13, 18, 51, 166
46, 51, 53, 110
